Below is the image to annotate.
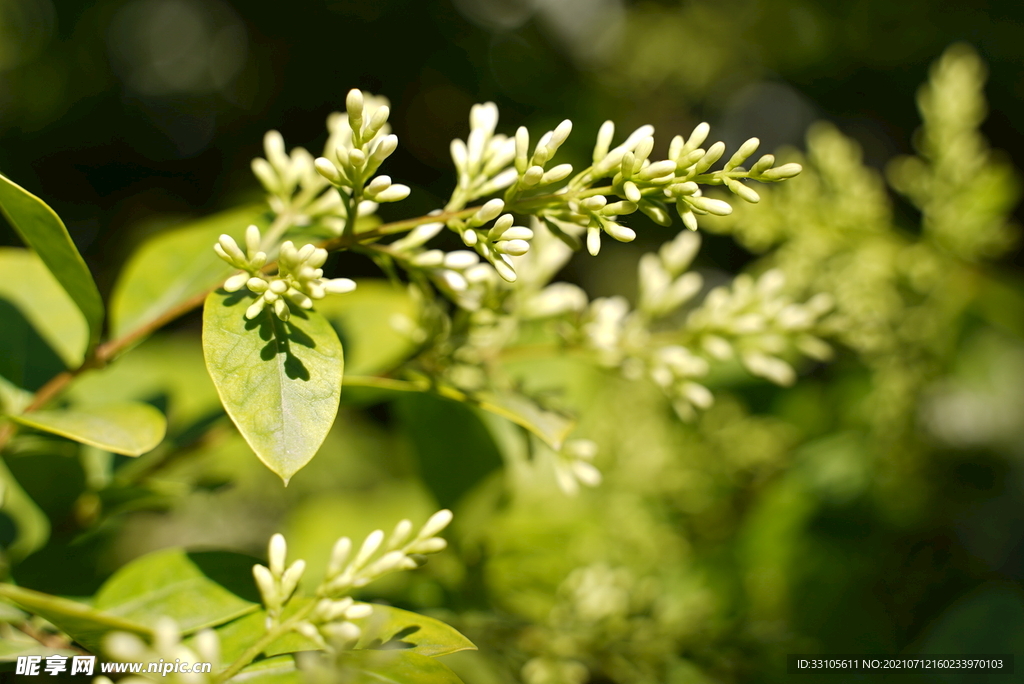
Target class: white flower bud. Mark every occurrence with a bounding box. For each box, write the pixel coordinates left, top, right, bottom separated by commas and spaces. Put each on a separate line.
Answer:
494, 255, 517, 282
498, 239, 530, 256
245, 224, 262, 257
638, 159, 677, 180
687, 196, 733, 216
487, 213, 515, 239
623, 181, 641, 203
327, 537, 352, 578
633, 137, 654, 165
593, 120, 614, 163
345, 603, 373, 620
348, 148, 366, 167
742, 352, 796, 386
761, 163, 803, 180
440, 269, 468, 292
581, 195, 607, 212
604, 221, 636, 242
515, 126, 530, 173
601, 201, 637, 216
274, 298, 290, 320
726, 178, 760, 203
251, 158, 279, 193
586, 225, 602, 256
749, 154, 775, 176
324, 278, 357, 294
409, 537, 447, 554
682, 382, 714, 409
366, 175, 392, 195
702, 335, 733, 359
725, 137, 759, 170
450, 139, 468, 170
253, 564, 277, 604
314, 157, 341, 183
499, 226, 534, 241
370, 135, 398, 164
462, 228, 478, 246
693, 141, 726, 174
419, 509, 454, 538
679, 206, 699, 231
224, 273, 248, 292
521, 165, 544, 186
218, 234, 245, 263
474, 198, 504, 224
685, 122, 711, 152
660, 230, 701, 275
366, 105, 390, 136
444, 250, 480, 269
280, 560, 305, 598
353, 529, 384, 568
388, 519, 413, 549
411, 249, 445, 267
346, 89, 364, 128
246, 298, 267, 320
551, 119, 572, 148
374, 184, 410, 202
540, 163, 573, 185
571, 461, 602, 487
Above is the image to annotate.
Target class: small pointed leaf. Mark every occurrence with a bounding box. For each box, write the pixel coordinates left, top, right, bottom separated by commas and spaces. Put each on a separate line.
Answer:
0, 174, 103, 347
10, 402, 167, 456
202, 290, 343, 483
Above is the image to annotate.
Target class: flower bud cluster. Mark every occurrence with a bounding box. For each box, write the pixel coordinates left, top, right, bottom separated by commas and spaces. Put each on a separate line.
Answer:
214, 225, 356, 321
319, 509, 453, 597
507, 119, 575, 199
450, 102, 518, 203
103, 619, 220, 684
685, 269, 834, 387
637, 230, 703, 318
253, 533, 307, 626
314, 90, 408, 220
552, 439, 602, 496
251, 131, 341, 224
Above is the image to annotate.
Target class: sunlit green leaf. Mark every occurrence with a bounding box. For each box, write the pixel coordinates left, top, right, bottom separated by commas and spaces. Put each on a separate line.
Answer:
351, 604, 475, 657
203, 290, 344, 483
10, 402, 167, 456
110, 205, 268, 341
0, 457, 50, 562
0, 584, 151, 653
229, 655, 303, 684
0, 248, 88, 369
0, 175, 103, 347
337, 650, 465, 684
316, 280, 418, 376
94, 548, 259, 633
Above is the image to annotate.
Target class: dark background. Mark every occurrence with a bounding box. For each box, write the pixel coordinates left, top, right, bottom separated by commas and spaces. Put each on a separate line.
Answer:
0, 0, 1021, 291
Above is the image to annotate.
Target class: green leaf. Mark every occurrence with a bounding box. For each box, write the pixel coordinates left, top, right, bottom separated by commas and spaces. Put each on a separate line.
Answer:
229, 655, 304, 684
0, 584, 151, 653
316, 280, 418, 376
10, 402, 167, 456
0, 635, 77, 661
93, 548, 259, 633
0, 457, 50, 561
0, 248, 88, 369
352, 604, 475, 657
202, 290, 344, 484
0, 175, 103, 347
337, 650, 465, 684
110, 205, 268, 341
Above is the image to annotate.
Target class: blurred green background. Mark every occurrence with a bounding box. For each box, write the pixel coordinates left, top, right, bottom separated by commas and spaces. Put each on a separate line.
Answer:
1, 1, 1024, 683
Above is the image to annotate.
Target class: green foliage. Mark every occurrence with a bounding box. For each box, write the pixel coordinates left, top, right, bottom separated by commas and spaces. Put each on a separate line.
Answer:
0, 40, 1019, 684
203, 289, 344, 483
0, 174, 104, 348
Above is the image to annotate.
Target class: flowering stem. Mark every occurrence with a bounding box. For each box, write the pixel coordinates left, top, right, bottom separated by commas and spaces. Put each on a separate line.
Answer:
212, 602, 316, 684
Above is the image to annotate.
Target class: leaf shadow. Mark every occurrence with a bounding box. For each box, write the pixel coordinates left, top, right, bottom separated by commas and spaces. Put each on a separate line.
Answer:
365, 624, 421, 651
244, 306, 314, 381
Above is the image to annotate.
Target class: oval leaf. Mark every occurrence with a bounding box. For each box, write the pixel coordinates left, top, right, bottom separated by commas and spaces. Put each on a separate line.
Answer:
10, 402, 167, 456
94, 549, 259, 633
229, 655, 303, 684
110, 205, 268, 340
202, 290, 343, 483
0, 248, 88, 369
0, 174, 103, 347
